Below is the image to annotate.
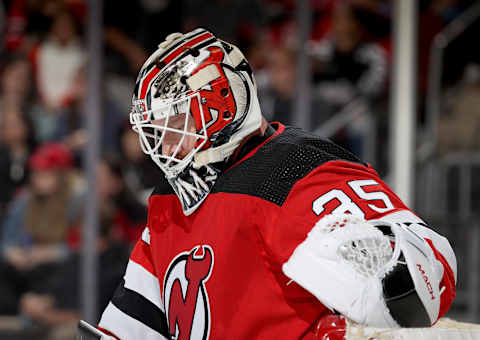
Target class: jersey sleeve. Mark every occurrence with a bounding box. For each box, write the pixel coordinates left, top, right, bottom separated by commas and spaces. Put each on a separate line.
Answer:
263, 160, 456, 321
98, 227, 170, 340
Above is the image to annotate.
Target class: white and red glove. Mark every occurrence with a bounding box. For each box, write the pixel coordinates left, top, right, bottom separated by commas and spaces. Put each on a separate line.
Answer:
282, 213, 446, 328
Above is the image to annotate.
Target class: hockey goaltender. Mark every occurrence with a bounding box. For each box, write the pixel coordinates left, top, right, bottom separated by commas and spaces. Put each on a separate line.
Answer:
78, 28, 458, 340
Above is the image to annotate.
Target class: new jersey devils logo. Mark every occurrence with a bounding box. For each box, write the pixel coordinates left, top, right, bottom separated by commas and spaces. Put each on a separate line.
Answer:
163, 245, 214, 340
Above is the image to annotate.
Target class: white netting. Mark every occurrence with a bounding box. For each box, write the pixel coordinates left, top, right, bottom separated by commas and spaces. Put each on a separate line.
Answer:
309, 214, 394, 279
338, 237, 393, 278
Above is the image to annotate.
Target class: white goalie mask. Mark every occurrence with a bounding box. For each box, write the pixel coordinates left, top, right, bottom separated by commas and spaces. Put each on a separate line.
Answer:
130, 28, 262, 214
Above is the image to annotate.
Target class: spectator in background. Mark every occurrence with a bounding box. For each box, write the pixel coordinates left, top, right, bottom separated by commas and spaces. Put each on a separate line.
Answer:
310, 3, 387, 109
0, 110, 36, 221
60, 153, 147, 252
182, 0, 265, 51
262, 0, 338, 49
0, 142, 84, 315
3, 0, 82, 54
96, 155, 148, 245
436, 64, 480, 156
309, 2, 387, 156
257, 45, 333, 130
29, 7, 86, 142
102, 0, 182, 112
258, 46, 297, 125
52, 65, 125, 164
0, 53, 32, 114
2, 0, 28, 52
18, 217, 129, 340
25, 0, 86, 42
120, 122, 163, 206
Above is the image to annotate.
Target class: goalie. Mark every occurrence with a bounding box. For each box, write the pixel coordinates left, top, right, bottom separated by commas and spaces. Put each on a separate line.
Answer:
84, 28, 456, 340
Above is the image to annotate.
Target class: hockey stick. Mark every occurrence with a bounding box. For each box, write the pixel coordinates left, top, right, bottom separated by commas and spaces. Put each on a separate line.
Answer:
77, 320, 116, 340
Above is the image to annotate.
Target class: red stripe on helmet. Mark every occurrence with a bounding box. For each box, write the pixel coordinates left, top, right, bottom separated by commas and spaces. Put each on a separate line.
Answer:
139, 32, 214, 100
139, 68, 161, 100
160, 32, 214, 65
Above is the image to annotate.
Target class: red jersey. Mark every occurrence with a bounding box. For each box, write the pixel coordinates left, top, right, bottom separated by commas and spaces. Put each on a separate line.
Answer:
98, 123, 456, 340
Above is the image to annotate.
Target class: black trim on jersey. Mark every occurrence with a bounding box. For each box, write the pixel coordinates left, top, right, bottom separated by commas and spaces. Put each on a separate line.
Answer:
111, 279, 170, 338
231, 125, 275, 163
211, 125, 364, 205
151, 175, 175, 196
382, 255, 431, 327
152, 125, 364, 201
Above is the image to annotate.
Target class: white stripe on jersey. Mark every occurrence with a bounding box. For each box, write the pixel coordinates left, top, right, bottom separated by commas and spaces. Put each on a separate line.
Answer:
142, 227, 151, 244
99, 302, 169, 340
376, 209, 457, 282
124, 259, 164, 312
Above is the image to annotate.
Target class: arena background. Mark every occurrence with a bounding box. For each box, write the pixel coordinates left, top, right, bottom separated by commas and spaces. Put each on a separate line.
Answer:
0, 0, 479, 339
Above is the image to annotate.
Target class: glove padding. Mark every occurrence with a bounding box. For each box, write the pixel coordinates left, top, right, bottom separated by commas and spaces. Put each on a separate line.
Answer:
282, 214, 443, 328
381, 220, 444, 327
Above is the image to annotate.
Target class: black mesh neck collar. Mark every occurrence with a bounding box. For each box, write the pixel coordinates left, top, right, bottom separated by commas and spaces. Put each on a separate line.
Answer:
229, 123, 277, 165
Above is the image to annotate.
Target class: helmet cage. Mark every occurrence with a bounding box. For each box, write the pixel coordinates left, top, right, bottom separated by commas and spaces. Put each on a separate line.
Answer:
130, 92, 208, 178
129, 28, 263, 215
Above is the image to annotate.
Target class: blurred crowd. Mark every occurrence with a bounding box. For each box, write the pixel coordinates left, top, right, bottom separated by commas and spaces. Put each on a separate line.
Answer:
0, 0, 479, 338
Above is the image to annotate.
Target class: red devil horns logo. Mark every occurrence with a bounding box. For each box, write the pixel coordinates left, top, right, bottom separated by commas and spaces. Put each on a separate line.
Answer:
164, 245, 214, 340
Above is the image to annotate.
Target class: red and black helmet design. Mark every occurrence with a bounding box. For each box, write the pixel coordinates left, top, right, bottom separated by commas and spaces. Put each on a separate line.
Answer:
130, 28, 262, 179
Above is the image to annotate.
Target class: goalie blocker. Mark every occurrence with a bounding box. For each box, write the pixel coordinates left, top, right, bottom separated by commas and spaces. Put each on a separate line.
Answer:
282, 214, 447, 329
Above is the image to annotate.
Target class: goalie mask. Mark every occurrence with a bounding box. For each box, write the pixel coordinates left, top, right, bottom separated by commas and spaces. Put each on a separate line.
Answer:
130, 28, 262, 215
